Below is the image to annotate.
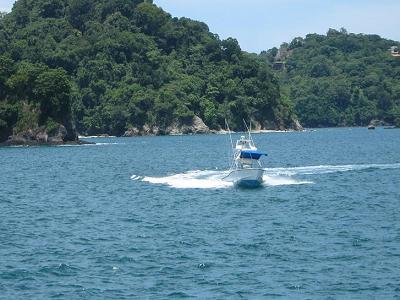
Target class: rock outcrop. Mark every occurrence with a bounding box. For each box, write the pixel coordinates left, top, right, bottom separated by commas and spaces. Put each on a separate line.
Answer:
1, 124, 83, 146
254, 118, 303, 131
190, 116, 210, 133
291, 119, 304, 131
368, 119, 391, 127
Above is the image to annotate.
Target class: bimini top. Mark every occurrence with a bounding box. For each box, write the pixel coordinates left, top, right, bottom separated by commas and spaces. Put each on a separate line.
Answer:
240, 150, 267, 160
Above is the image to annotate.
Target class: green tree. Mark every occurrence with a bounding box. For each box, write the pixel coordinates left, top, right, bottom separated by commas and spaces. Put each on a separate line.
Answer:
0, 55, 15, 98
270, 29, 400, 127
33, 68, 72, 120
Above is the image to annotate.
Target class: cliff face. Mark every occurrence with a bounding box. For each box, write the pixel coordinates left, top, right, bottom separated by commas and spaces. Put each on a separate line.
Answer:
3, 125, 76, 146
123, 115, 210, 136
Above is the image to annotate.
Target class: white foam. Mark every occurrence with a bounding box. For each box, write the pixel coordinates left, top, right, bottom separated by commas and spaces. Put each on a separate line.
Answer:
58, 142, 122, 147
93, 142, 121, 146
78, 135, 117, 138
142, 170, 233, 189
130, 175, 141, 181
133, 169, 311, 189
131, 163, 400, 189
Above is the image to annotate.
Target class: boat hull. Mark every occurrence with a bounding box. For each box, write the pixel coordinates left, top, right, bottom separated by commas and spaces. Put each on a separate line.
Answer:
223, 168, 264, 188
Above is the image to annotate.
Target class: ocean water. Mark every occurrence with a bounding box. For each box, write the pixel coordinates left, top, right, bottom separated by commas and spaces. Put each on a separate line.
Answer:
1, 127, 400, 299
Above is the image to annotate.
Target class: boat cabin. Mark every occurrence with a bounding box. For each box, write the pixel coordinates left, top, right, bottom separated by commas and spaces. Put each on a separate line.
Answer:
233, 136, 267, 169
235, 136, 256, 150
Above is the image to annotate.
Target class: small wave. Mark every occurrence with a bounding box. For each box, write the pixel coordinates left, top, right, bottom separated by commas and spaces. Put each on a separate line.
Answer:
58, 142, 122, 147
8, 145, 30, 148
78, 135, 117, 138
57, 144, 87, 147
92, 142, 122, 146
130, 175, 142, 181
265, 163, 400, 176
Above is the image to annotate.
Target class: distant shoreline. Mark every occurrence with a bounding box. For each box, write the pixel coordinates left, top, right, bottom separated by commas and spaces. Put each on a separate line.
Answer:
3, 126, 397, 147
77, 126, 399, 139
0, 139, 94, 147
78, 128, 306, 139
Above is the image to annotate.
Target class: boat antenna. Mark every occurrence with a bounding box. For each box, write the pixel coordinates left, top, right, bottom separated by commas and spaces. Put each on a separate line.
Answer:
225, 118, 234, 149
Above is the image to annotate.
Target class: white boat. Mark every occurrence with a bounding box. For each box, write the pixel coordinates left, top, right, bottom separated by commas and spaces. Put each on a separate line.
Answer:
223, 130, 267, 188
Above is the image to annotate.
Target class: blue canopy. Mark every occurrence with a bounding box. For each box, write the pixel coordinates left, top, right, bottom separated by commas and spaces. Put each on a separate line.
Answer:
240, 150, 267, 160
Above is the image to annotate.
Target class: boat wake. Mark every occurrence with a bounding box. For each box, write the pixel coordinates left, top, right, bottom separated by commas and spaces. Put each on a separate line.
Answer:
131, 170, 232, 189
131, 163, 400, 189
131, 170, 311, 189
265, 163, 400, 176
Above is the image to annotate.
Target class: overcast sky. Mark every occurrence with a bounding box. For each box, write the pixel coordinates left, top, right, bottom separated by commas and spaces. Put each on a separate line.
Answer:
1, 0, 399, 53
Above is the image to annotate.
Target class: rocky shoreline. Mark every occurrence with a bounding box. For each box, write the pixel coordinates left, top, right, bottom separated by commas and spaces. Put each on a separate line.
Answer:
1, 116, 304, 146
122, 116, 304, 137
0, 139, 93, 147
0, 125, 93, 147
122, 116, 211, 137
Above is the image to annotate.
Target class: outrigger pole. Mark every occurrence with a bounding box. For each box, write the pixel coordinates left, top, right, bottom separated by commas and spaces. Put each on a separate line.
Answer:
243, 119, 255, 146
225, 119, 235, 169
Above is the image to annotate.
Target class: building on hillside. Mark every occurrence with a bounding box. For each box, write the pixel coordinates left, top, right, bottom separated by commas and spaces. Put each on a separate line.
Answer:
389, 46, 400, 57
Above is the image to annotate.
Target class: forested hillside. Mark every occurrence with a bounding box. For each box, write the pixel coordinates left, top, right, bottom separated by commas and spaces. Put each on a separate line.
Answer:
262, 29, 400, 127
0, 0, 297, 143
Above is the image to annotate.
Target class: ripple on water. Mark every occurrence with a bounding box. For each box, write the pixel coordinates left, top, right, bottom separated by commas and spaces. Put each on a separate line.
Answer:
1, 130, 400, 298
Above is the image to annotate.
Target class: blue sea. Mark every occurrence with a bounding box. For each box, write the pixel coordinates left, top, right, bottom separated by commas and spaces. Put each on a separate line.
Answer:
1, 127, 400, 299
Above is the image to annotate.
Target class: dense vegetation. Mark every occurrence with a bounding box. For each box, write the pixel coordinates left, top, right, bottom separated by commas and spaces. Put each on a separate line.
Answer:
1, 2, 399, 142
262, 28, 400, 127
0, 0, 295, 141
